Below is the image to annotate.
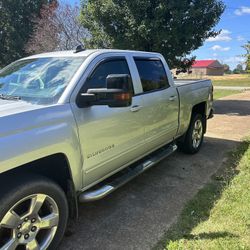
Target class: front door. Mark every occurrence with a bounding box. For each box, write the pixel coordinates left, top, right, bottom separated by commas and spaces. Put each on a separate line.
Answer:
72, 56, 145, 187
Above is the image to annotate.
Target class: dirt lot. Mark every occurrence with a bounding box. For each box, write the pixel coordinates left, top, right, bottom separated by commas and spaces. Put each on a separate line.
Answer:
60, 91, 250, 250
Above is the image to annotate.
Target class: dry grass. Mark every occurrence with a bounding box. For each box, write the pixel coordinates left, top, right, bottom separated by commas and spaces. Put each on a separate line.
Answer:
176, 74, 249, 80
209, 74, 250, 81
176, 74, 250, 87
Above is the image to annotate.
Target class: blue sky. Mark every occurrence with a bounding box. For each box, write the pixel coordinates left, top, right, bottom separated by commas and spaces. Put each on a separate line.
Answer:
194, 0, 250, 70
67, 0, 249, 70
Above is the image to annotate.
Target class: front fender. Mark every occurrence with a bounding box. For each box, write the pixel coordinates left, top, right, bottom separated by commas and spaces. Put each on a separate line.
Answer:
0, 104, 83, 191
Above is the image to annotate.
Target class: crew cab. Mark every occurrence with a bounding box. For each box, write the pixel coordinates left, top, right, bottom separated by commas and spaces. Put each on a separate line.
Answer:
0, 49, 213, 249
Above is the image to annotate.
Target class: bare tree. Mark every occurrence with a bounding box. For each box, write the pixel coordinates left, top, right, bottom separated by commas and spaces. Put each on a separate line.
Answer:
25, 2, 59, 54
26, 2, 87, 54
55, 4, 88, 50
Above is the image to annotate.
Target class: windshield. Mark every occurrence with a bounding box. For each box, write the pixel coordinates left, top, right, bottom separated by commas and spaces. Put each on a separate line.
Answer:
0, 57, 85, 104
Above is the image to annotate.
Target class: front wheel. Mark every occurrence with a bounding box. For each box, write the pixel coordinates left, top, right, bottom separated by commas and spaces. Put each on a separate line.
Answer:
0, 175, 68, 250
179, 113, 205, 154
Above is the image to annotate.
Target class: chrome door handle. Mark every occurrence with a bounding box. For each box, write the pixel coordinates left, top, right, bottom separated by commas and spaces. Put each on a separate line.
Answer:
130, 105, 143, 112
169, 96, 177, 101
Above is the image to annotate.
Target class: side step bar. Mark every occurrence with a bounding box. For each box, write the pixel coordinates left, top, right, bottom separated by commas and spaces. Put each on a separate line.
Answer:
79, 144, 177, 203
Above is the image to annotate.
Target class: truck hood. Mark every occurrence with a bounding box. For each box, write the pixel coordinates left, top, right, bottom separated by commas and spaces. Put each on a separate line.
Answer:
0, 99, 73, 141
0, 99, 43, 117
0, 99, 56, 138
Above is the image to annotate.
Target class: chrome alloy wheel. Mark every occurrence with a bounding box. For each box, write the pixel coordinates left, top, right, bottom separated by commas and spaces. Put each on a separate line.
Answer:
0, 194, 59, 250
192, 119, 203, 149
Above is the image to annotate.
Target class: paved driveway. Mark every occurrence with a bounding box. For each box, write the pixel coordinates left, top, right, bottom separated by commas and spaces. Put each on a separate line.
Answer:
60, 91, 250, 250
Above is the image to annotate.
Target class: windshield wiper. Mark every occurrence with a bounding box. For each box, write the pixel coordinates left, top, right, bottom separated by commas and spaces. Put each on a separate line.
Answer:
0, 94, 21, 101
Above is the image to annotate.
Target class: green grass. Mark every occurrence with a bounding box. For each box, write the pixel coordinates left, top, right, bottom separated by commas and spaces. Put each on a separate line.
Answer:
213, 89, 243, 100
213, 78, 250, 87
155, 139, 250, 250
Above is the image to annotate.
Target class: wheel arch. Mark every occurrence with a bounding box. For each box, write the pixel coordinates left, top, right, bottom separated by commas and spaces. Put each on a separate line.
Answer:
191, 102, 207, 133
0, 153, 78, 219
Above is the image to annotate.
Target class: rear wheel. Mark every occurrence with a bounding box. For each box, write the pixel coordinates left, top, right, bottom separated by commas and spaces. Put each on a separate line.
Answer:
0, 175, 68, 250
179, 113, 205, 154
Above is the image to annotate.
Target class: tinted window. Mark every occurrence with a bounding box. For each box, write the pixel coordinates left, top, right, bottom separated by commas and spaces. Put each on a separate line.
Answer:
83, 59, 131, 92
134, 59, 170, 92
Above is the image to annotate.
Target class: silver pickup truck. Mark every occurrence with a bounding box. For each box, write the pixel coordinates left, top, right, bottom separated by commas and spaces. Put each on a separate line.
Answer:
0, 49, 213, 250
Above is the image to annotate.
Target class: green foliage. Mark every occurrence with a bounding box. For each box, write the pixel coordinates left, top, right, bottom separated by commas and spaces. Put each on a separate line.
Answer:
246, 55, 250, 73
233, 64, 244, 74
0, 0, 52, 67
223, 64, 231, 74
242, 41, 250, 73
80, 0, 225, 69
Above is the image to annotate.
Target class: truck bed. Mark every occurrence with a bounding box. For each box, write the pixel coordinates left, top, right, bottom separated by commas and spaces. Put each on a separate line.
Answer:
174, 78, 213, 138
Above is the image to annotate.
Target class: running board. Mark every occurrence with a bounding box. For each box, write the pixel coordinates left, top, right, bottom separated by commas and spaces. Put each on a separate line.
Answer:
79, 144, 177, 203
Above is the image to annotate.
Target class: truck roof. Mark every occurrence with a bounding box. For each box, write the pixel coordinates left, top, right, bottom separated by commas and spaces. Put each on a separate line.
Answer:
22, 49, 161, 60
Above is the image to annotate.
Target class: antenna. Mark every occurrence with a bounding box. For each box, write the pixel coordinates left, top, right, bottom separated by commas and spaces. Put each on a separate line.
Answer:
74, 44, 85, 53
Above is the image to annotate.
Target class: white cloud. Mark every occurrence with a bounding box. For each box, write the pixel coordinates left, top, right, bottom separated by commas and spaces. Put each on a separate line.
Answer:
206, 29, 232, 42
237, 35, 245, 42
211, 45, 231, 51
235, 6, 250, 16
223, 56, 245, 64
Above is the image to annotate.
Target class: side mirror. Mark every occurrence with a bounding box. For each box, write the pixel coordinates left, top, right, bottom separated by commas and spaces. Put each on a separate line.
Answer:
106, 74, 132, 92
105, 74, 133, 108
77, 74, 133, 108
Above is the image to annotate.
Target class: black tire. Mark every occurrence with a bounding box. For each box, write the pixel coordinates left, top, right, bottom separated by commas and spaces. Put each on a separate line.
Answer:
179, 113, 205, 154
0, 175, 68, 250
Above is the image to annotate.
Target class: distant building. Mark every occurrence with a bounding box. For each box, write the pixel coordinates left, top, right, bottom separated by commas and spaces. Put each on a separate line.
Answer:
191, 60, 224, 76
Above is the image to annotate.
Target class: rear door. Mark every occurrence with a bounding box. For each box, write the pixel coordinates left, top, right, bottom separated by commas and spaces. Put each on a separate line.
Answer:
133, 57, 179, 150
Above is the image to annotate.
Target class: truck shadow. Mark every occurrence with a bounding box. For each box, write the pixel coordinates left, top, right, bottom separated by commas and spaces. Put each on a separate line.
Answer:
59, 136, 246, 250
214, 99, 250, 116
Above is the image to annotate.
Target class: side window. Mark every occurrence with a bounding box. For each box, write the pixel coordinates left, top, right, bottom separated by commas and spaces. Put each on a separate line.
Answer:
134, 58, 170, 93
83, 58, 131, 92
